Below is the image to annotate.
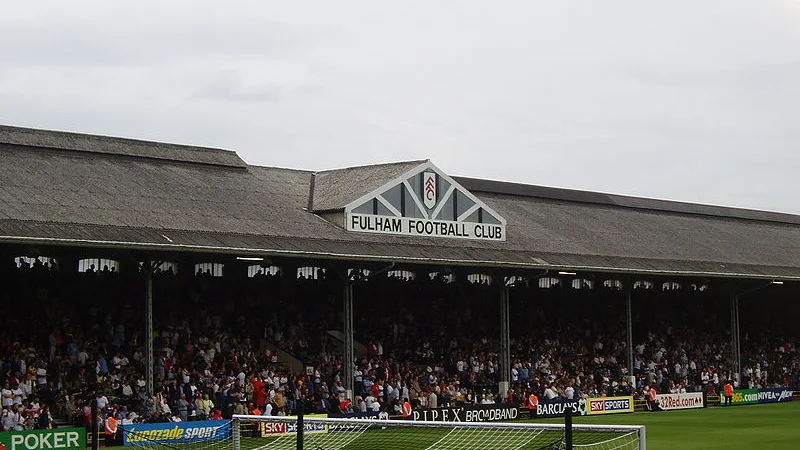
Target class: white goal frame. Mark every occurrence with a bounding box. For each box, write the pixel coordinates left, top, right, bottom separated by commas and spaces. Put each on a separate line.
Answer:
232, 414, 646, 450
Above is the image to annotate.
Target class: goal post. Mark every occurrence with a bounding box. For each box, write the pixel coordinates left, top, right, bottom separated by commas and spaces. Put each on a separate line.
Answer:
231, 413, 646, 450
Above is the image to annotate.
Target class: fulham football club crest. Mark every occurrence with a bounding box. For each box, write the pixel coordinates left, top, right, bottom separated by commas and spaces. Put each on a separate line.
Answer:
423, 172, 436, 209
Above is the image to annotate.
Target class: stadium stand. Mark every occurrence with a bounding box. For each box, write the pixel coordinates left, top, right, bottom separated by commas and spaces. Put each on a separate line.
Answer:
1, 257, 797, 430
0, 124, 798, 433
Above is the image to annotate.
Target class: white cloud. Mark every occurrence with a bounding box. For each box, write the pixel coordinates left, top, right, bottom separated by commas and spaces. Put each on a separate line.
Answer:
1, 0, 799, 213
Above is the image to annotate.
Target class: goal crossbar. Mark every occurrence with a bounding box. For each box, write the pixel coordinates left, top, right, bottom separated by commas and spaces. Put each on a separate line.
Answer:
232, 413, 647, 450
234, 413, 643, 431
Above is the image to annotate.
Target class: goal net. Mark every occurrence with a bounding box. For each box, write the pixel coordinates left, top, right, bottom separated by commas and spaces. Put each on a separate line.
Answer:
228, 414, 646, 450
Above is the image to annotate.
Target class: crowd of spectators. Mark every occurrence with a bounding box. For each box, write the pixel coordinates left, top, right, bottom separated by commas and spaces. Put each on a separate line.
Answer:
0, 256, 798, 432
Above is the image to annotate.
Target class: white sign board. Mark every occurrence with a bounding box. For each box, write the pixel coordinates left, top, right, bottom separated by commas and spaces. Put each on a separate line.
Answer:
655, 392, 704, 411
346, 213, 505, 241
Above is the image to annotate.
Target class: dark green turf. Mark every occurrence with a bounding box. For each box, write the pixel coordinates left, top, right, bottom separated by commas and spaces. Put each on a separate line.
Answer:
114, 402, 800, 450
541, 401, 800, 450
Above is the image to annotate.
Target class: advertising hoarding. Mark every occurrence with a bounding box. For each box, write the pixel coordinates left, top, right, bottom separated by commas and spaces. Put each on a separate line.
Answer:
655, 392, 704, 411
0, 428, 85, 450
586, 396, 634, 415
122, 420, 229, 446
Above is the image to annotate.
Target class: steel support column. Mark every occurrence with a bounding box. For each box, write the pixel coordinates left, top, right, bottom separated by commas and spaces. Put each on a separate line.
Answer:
343, 281, 355, 399
145, 262, 155, 398
626, 288, 635, 386
730, 293, 741, 385
735, 295, 742, 384
499, 280, 511, 397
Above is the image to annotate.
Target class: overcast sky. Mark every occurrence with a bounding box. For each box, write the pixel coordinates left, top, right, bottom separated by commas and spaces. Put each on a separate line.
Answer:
1, 1, 799, 213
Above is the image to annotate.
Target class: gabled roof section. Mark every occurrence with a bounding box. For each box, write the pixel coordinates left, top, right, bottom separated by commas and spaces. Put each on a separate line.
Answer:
0, 125, 247, 169
340, 161, 508, 241
309, 159, 428, 212
343, 161, 506, 225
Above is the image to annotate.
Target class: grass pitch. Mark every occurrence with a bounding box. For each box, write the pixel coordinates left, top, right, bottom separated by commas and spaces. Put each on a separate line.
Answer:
112, 401, 800, 450
561, 401, 800, 449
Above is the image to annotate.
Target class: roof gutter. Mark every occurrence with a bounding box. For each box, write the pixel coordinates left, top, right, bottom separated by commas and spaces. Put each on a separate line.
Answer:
2, 234, 799, 282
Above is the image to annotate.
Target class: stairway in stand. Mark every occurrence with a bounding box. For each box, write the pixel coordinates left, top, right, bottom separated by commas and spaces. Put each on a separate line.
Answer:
53, 415, 74, 428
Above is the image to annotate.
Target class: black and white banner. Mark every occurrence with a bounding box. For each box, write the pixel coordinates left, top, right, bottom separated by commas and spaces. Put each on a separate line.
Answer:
326, 411, 390, 432
534, 398, 588, 418
328, 411, 389, 420
409, 405, 520, 422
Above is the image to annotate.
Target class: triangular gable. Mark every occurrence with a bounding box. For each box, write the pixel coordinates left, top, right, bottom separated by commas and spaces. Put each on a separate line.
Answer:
344, 161, 507, 241
310, 160, 429, 212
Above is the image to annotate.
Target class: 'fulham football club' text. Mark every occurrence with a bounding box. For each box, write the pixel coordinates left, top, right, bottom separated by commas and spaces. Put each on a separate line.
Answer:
347, 214, 504, 241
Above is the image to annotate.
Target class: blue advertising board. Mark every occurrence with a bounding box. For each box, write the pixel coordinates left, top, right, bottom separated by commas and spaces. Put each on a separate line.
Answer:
755, 388, 794, 404
122, 420, 231, 446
